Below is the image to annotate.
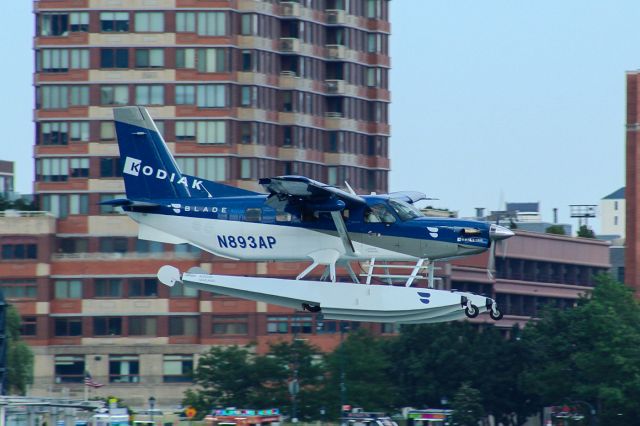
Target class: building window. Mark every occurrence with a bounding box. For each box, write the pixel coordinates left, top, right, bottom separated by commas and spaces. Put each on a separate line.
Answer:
0, 279, 37, 299
196, 121, 226, 144
168, 317, 198, 336
135, 48, 164, 68
169, 282, 198, 298
20, 316, 37, 336
240, 86, 256, 107
70, 158, 89, 178
54, 279, 83, 299
128, 317, 157, 336
196, 48, 226, 72
39, 122, 68, 145
196, 85, 226, 107
101, 85, 129, 106
70, 122, 89, 142
614, 200, 619, 210
128, 279, 158, 297
175, 121, 196, 140
40, 13, 69, 36
69, 194, 89, 215
176, 157, 226, 181
69, 86, 89, 106
176, 12, 226, 35
240, 14, 256, 36
109, 355, 139, 383
57, 238, 89, 254
95, 278, 123, 298
100, 122, 116, 140
100, 48, 129, 68
267, 316, 288, 334
136, 85, 164, 106
211, 315, 248, 335
100, 158, 123, 178
240, 159, 251, 179
1, 244, 37, 260
163, 355, 193, 383
54, 318, 82, 336
176, 12, 196, 32
94, 317, 123, 336
70, 12, 89, 32
614, 216, 618, 226
241, 50, 253, 71
38, 49, 89, 72
36, 158, 68, 182
176, 48, 196, 69
240, 122, 255, 144
100, 12, 129, 32
134, 12, 164, 32
175, 85, 196, 105
367, 33, 380, 53
40, 86, 68, 109
55, 356, 85, 383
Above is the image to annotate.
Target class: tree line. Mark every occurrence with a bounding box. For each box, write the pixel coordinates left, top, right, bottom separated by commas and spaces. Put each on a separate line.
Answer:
184, 275, 640, 426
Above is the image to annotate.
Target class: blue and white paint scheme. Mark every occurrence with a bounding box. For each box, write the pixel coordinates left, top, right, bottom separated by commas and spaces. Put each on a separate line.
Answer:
110, 106, 514, 322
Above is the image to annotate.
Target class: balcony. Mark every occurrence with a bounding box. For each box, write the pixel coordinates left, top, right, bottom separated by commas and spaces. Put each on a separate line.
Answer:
279, 37, 300, 53
326, 9, 346, 24
281, 1, 301, 17
326, 44, 346, 60
325, 79, 345, 94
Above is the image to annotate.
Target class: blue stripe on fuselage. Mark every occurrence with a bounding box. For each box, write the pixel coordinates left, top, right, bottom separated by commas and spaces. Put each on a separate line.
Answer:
122, 196, 492, 248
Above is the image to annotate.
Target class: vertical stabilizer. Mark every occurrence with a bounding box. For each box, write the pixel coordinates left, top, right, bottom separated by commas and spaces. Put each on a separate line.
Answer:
114, 106, 191, 200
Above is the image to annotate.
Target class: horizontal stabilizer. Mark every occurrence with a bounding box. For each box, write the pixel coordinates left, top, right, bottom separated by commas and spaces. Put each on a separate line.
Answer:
138, 223, 188, 244
99, 198, 160, 207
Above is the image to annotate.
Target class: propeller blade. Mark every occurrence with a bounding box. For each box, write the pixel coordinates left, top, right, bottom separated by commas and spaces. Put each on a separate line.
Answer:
487, 241, 496, 280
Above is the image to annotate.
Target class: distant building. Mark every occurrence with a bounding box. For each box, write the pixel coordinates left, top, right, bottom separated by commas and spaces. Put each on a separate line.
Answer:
600, 187, 625, 239
0, 160, 14, 199
505, 202, 542, 222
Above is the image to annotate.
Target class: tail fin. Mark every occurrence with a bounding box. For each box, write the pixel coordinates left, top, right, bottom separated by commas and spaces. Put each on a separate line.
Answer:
115, 106, 190, 200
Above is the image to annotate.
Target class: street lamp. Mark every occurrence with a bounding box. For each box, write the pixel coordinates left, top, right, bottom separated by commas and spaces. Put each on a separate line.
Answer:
148, 396, 156, 424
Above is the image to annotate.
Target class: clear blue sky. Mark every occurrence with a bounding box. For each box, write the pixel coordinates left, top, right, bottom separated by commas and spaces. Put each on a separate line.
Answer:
1, 1, 635, 230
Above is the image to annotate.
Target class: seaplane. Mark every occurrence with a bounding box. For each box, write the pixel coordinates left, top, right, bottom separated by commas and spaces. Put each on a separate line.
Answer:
106, 106, 514, 323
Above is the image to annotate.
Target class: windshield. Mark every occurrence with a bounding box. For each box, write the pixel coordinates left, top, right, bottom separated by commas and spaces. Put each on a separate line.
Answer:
388, 199, 422, 221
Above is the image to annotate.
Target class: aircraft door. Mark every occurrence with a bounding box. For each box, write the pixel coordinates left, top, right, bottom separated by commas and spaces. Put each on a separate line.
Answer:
357, 204, 399, 256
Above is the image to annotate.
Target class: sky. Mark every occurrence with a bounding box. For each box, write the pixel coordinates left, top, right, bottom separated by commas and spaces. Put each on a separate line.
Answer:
0, 1, 636, 231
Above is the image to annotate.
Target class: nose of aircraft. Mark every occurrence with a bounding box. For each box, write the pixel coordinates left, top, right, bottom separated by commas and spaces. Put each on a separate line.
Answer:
489, 224, 515, 241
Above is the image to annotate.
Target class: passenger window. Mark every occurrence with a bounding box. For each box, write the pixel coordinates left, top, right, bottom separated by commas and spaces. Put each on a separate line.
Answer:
276, 212, 292, 222
245, 208, 262, 222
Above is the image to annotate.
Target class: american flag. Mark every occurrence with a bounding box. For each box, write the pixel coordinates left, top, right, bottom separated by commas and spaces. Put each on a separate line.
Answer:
84, 371, 104, 388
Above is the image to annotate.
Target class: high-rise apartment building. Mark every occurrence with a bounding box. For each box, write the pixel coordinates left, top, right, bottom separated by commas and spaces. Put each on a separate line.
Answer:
29, 0, 391, 406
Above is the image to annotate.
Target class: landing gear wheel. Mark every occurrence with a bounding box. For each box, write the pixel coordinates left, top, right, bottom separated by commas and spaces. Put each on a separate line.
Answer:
464, 304, 479, 318
489, 309, 503, 321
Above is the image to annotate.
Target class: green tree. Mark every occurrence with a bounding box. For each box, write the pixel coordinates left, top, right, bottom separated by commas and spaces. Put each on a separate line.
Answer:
185, 345, 283, 412
576, 224, 595, 238
387, 322, 536, 426
450, 383, 484, 426
521, 275, 640, 425
6, 305, 34, 394
268, 340, 325, 420
322, 329, 398, 415
545, 225, 566, 235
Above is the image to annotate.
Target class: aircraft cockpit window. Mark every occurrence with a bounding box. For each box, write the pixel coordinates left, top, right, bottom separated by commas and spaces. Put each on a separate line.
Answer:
245, 208, 262, 222
388, 199, 422, 221
365, 204, 396, 224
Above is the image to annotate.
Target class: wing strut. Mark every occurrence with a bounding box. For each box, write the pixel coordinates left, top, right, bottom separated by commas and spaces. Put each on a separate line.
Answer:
330, 211, 356, 256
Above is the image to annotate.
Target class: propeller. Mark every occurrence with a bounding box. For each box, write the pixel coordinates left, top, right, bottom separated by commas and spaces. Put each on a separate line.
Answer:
487, 224, 515, 279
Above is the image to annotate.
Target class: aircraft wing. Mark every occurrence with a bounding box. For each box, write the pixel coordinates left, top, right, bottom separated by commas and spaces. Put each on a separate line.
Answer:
388, 191, 434, 204
259, 175, 363, 255
259, 175, 366, 208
